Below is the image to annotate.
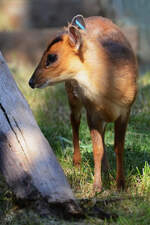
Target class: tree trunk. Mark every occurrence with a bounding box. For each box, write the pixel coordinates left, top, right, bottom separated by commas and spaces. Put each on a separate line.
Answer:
0, 52, 80, 214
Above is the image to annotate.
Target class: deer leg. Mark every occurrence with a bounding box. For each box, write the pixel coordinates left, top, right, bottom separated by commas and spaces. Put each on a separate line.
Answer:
87, 115, 105, 192
65, 82, 82, 167
70, 109, 82, 166
114, 111, 130, 190
91, 129, 104, 192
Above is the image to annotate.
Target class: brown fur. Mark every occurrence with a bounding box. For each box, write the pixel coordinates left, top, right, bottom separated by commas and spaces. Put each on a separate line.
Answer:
29, 16, 138, 192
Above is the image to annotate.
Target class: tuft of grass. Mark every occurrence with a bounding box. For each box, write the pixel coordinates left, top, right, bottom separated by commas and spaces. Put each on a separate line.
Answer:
0, 61, 150, 224
136, 161, 150, 195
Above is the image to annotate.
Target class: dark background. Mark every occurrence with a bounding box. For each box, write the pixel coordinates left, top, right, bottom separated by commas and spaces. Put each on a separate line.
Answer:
0, 0, 149, 72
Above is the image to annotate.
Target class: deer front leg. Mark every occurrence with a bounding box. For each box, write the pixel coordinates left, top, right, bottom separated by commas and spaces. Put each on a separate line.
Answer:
70, 110, 81, 166
65, 82, 82, 167
91, 129, 104, 192
114, 111, 130, 190
87, 115, 105, 192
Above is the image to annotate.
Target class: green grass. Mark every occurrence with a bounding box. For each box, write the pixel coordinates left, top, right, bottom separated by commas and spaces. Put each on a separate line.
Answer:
0, 61, 150, 224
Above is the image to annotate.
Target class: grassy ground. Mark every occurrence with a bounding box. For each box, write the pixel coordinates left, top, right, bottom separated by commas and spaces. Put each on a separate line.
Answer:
0, 61, 150, 224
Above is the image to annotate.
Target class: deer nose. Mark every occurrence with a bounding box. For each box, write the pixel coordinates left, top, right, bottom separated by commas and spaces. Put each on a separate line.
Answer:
29, 77, 35, 89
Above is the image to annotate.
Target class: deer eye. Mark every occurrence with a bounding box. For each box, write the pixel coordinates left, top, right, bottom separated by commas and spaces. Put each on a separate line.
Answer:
46, 54, 57, 67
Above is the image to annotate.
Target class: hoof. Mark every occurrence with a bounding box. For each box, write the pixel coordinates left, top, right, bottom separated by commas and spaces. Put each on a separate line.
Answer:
117, 179, 125, 191
73, 159, 81, 167
93, 184, 102, 194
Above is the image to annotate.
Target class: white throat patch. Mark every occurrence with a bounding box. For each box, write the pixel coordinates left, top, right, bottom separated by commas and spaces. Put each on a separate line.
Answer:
74, 71, 99, 102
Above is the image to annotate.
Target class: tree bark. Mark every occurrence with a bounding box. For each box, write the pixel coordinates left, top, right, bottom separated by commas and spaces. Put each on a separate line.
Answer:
0, 52, 80, 214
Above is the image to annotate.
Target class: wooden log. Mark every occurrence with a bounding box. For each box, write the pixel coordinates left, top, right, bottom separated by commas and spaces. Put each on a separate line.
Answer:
0, 52, 80, 214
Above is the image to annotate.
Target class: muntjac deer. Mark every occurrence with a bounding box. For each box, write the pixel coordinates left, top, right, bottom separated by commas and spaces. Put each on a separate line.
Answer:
29, 15, 138, 192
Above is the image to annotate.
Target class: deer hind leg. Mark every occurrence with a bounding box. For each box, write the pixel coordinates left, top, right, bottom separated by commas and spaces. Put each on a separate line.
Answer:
114, 111, 130, 190
87, 114, 106, 192
65, 82, 82, 167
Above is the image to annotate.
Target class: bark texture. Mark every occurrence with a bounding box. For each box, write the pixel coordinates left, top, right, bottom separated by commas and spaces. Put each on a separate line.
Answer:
0, 52, 75, 205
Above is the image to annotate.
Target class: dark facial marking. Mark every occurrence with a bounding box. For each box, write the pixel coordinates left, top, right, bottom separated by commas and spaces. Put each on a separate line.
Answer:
47, 36, 62, 51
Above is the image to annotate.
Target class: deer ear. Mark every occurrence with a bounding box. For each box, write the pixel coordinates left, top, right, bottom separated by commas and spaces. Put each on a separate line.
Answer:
68, 25, 82, 51
71, 15, 86, 30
